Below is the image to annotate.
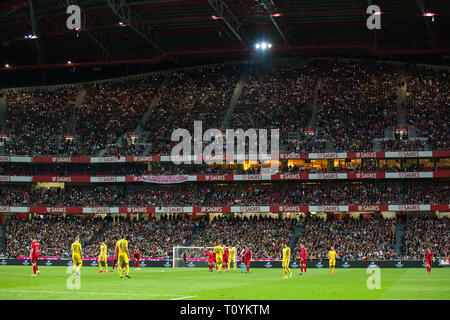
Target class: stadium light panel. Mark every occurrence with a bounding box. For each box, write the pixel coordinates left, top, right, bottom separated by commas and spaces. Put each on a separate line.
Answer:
255, 42, 272, 50
272, 13, 281, 17
5, 64, 10, 68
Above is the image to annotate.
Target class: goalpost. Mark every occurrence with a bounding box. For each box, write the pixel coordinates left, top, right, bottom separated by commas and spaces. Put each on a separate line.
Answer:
172, 246, 237, 268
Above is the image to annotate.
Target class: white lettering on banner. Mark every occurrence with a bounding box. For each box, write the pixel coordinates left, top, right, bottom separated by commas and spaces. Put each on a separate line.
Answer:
356, 152, 377, 158
46, 207, 67, 213
51, 157, 72, 163
133, 156, 153, 162
280, 174, 302, 180
0, 156, 12, 162
201, 207, 224, 213
0, 176, 11, 181
278, 206, 303, 212
141, 175, 189, 184
51, 177, 72, 182
240, 175, 263, 181
311, 153, 336, 159
356, 173, 378, 179
0, 207, 11, 212
204, 175, 226, 181
357, 205, 380, 211
126, 207, 148, 213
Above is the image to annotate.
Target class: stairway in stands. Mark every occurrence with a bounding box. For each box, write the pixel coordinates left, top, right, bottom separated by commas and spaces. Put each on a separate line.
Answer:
98, 74, 169, 156
395, 224, 407, 258
305, 77, 322, 129
183, 220, 207, 247
288, 223, 305, 252
219, 65, 250, 131
68, 87, 86, 133
84, 218, 113, 248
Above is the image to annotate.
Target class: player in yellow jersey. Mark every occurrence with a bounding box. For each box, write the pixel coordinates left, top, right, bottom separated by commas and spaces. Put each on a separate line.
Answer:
213, 244, 224, 273
282, 245, 292, 278
71, 236, 82, 276
116, 236, 131, 278
98, 242, 108, 273
328, 246, 338, 274
228, 247, 236, 271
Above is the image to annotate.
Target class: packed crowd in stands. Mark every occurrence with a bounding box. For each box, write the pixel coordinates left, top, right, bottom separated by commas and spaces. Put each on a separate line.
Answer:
74, 77, 162, 156
83, 215, 202, 258
316, 62, 398, 152
233, 66, 315, 145
4, 215, 106, 257
1, 182, 448, 207
143, 64, 240, 155
5, 87, 78, 156
294, 215, 396, 260
286, 138, 327, 153
191, 216, 297, 260
381, 138, 426, 151
405, 67, 449, 151
4, 213, 447, 261
403, 216, 449, 260
1, 62, 449, 157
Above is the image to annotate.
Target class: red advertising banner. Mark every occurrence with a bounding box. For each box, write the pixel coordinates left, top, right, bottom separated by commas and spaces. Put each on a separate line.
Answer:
0, 150, 448, 163
1, 204, 449, 214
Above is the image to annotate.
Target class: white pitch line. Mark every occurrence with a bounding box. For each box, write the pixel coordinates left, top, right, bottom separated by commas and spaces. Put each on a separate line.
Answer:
0, 289, 178, 297
170, 295, 197, 300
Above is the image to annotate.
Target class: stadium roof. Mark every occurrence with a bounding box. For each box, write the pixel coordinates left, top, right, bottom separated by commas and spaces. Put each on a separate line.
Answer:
1, 0, 450, 71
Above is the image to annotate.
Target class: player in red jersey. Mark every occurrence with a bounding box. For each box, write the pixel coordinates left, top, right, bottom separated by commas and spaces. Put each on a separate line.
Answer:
204, 248, 214, 272
133, 250, 141, 270
111, 244, 119, 272
223, 247, 229, 271
423, 248, 435, 275
243, 249, 252, 273
30, 238, 41, 277
299, 244, 307, 275
211, 250, 216, 270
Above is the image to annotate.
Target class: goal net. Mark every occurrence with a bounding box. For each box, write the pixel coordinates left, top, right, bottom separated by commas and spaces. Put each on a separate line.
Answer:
172, 246, 236, 268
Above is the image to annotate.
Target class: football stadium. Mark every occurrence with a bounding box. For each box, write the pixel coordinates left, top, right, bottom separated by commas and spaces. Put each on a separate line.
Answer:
0, 0, 449, 307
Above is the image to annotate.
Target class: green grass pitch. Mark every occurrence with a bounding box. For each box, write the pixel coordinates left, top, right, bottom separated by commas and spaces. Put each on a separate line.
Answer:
0, 266, 448, 300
